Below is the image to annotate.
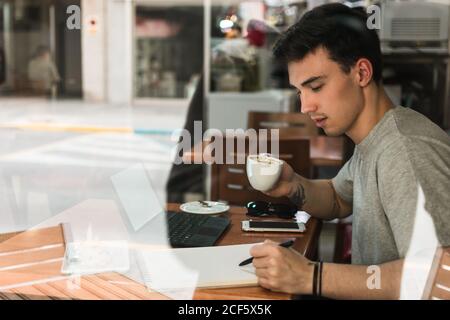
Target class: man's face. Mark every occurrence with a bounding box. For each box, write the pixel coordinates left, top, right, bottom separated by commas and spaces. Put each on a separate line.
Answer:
288, 47, 364, 137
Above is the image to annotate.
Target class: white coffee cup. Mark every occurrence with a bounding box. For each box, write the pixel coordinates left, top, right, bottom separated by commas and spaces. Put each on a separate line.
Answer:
246, 153, 284, 192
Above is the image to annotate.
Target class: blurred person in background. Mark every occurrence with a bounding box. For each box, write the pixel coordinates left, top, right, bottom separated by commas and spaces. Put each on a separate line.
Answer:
27, 46, 60, 98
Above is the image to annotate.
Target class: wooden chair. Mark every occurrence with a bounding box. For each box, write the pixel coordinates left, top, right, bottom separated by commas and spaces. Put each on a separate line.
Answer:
210, 136, 311, 206
422, 247, 450, 300
247, 111, 318, 136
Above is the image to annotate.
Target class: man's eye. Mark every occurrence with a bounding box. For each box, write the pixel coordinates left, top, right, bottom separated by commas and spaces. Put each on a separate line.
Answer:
312, 85, 323, 92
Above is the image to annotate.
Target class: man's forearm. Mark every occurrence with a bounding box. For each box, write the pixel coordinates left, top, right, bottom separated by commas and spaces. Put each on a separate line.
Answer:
320, 259, 404, 299
289, 175, 346, 220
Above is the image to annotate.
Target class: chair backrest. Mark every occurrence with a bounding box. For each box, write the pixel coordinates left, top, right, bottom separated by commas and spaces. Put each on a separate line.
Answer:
210, 136, 311, 206
422, 247, 450, 300
248, 111, 318, 136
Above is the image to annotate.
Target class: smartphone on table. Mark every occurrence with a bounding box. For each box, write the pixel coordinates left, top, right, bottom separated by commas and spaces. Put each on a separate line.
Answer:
241, 220, 305, 233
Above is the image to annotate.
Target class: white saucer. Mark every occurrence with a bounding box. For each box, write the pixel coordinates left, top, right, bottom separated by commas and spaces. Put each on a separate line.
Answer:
180, 201, 230, 215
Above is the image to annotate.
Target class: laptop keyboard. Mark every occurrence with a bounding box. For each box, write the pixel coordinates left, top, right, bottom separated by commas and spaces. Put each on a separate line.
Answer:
168, 213, 230, 247
167, 212, 211, 246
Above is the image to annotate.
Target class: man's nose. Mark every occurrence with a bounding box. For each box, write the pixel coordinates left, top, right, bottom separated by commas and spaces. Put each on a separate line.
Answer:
300, 93, 318, 114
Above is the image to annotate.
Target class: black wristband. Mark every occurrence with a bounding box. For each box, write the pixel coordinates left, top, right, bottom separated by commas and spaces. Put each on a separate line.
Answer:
318, 261, 323, 297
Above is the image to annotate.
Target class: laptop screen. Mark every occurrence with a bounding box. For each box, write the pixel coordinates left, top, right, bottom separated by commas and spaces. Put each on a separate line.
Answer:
110, 163, 164, 232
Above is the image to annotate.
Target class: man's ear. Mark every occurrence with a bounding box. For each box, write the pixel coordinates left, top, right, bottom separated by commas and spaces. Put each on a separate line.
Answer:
355, 58, 373, 87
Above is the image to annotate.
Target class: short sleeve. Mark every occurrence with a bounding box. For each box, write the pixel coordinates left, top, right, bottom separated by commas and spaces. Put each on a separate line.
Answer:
332, 156, 355, 205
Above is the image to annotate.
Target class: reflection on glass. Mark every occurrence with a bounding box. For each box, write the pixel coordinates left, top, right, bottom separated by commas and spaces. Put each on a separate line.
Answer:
134, 5, 203, 99
210, 1, 307, 93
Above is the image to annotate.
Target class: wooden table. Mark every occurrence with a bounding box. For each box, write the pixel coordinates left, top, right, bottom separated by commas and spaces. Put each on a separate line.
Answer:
0, 204, 321, 300
183, 135, 344, 167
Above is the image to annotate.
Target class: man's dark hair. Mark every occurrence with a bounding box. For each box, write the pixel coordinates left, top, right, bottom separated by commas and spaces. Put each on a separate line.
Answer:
273, 3, 382, 83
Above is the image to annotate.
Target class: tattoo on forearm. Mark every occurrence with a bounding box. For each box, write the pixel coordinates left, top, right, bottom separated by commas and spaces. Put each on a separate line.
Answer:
289, 183, 306, 209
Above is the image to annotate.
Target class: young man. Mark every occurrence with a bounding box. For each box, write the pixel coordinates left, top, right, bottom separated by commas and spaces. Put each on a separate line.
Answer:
250, 3, 450, 299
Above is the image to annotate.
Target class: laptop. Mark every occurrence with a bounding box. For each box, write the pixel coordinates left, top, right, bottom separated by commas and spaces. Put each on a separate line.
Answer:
110, 164, 230, 248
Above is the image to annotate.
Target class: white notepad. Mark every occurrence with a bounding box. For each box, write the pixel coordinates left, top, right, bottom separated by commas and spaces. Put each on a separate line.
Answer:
134, 243, 260, 293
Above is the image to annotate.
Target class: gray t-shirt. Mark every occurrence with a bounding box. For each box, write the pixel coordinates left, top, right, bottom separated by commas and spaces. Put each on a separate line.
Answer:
332, 106, 450, 265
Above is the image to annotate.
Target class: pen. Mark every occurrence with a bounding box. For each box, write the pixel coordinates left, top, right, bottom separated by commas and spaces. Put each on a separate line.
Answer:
238, 240, 295, 267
